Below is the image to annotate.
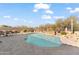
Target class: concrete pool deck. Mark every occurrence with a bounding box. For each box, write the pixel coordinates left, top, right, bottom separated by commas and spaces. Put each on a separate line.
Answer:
0, 34, 79, 55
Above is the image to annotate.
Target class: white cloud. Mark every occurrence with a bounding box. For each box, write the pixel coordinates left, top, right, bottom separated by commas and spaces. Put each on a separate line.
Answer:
67, 7, 79, 13
3, 16, 19, 21
28, 21, 33, 23
23, 20, 27, 22
53, 16, 65, 19
34, 3, 50, 10
33, 4, 54, 19
13, 18, 19, 21
33, 3, 51, 13
70, 8, 79, 13
45, 10, 53, 14
3, 16, 11, 19
42, 15, 52, 19
66, 7, 72, 10
33, 9, 38, 12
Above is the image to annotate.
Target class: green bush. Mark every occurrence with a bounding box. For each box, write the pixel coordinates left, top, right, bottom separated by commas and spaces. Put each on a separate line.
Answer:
61, 31, 67, 35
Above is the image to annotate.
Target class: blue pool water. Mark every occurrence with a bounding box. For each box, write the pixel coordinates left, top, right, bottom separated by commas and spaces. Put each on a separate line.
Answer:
25, 33, 62, 47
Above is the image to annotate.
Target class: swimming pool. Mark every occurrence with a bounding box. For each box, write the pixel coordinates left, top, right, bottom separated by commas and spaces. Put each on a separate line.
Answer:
25, 33, 62, 47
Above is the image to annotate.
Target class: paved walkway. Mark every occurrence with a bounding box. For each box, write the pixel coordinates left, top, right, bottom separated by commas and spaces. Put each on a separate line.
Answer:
0, 34, 79, 55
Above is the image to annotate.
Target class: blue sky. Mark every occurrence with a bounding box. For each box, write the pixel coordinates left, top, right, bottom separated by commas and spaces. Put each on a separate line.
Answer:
0, 3, 79, 27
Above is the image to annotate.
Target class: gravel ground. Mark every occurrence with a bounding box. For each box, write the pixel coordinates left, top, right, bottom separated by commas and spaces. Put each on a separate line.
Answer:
0, 34, 79, 55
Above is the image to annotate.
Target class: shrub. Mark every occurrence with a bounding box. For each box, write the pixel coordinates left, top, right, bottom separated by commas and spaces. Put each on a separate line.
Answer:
61, 31, 67, 35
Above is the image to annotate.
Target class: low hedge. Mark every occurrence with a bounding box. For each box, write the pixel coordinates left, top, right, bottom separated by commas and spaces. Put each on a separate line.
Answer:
61, 31, 67, 35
